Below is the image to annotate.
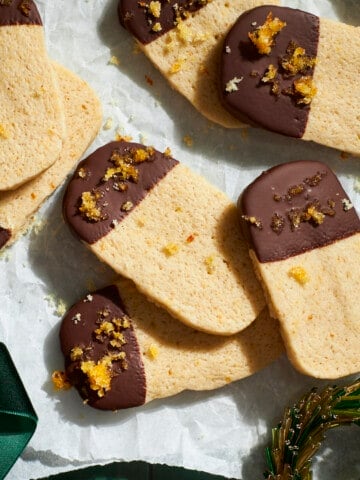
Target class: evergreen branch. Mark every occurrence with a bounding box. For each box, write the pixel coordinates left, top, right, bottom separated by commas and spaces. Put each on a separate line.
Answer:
263, 378, 360, 480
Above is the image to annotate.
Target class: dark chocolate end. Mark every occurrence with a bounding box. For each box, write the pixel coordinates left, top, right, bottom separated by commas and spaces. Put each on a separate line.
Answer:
0, 227, 11, 249
60, 285, 146, 410
0, 0, 42, 26
118, 0, 209, 44
220, 6, 319, 138
62, 141, 179, 245
238, 160, 360, 262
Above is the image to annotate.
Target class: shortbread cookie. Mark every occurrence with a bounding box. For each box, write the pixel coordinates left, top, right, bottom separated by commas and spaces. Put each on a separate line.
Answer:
118, 0, 279, 128
58, 278, 283, 410
238, 160, 360, 379
0, 0, 66, 190
220, 6, 360, 155
0, 62, 102, 250
62, 141, 265, 336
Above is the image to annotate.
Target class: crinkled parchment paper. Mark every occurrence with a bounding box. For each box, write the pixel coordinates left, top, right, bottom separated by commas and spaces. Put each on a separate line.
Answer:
3, 0, 360, 478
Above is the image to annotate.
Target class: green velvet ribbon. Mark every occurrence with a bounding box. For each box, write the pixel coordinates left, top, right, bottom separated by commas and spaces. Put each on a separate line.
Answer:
0, 343, 37, 479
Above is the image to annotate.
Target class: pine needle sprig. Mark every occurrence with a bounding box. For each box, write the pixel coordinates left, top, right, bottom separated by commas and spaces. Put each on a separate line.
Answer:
263, 378, 360, 480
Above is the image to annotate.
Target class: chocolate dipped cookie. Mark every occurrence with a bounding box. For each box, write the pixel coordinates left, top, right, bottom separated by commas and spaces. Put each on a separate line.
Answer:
58, 278, 283, 410
220, 5, 360, 155
63, 141, 265, 336
238, 160, 360, 379
118, 0, 279, 128
0, 0, 66, 190
0, 62, 102, 250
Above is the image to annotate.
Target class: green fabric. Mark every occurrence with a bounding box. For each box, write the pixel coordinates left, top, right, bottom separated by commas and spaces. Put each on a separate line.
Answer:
39, 461, 233, 480
0, 343, 38, 479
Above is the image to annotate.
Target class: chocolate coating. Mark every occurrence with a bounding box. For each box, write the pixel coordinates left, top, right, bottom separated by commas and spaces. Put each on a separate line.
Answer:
118, 0, 208, 44
0, 0, 42, 26
63, 141, 178, 245
0, 227, 11, 249
60, 285, 146, 410
238, 161, 360, 263
220, 6, 319, 138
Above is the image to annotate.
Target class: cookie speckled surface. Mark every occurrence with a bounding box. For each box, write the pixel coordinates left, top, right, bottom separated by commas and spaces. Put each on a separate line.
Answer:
118, 0, 279, 128
63, 141, 265, 336
0, 0, 66, 190
238, 160, 360, 379
0, 62, 102, 250
220, 5, 360, 155
59, 278, 283, 410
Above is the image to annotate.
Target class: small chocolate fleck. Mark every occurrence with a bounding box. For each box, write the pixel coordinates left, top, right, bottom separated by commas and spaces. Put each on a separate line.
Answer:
0, 226, 11, 249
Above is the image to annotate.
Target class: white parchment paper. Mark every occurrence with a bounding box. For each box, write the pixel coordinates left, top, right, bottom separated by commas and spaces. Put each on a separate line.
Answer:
2, 0, 360, 478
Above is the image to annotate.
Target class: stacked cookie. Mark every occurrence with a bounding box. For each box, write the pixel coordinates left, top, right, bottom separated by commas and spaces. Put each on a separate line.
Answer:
53, 0, 359, 411
0, 0, 102, 250
58, 143, 359, 411
58, 140, 285, 410
118, 1, 360, 156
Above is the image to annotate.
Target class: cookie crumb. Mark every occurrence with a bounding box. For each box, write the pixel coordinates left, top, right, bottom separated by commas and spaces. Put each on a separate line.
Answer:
109, 55, 120, 66
292, 76, 317, 105
121, 201, 134, 212
169, 57, 186, 74
147, 344, 159, 359
103, 118, 113, 130
183, 135, 193, 147
52, 370, 71, 390
342, 198, 353, 211
225, 76, 243, 93
281, 41, 316, 76
0, 124, 9, 139
241, 215, 263, 229
79, 191, 104, 222
80, 357, 112, 398
152, 22, 162, 32
163, 243, 180, 256
288, 266, 309, 285
205, 255, 215, 274
271, 213, 285, 234
70, 346, 84, 361
72, 313, 82, 324
248, 12, 286, 55
77, 167, 87, 179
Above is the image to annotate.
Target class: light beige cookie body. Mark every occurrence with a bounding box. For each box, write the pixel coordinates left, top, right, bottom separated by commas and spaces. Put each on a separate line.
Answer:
239, 160, 360, 379
250, 236, 360, 379
119, 278, 283, 402
0, 25, 66, 190
302, 18, 360, 155
92, 163, 265, 336
63, 144, 265, 336
133, 0, 279, 128
58, 278, 284, 410
0, 62, 102, 250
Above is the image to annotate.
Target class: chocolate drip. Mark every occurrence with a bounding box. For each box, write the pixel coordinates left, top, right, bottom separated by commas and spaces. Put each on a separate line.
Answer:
60, 285, 146, 410
62, 141, 178, 245
0, 0, 42, 26
238, 161, 360, 263
220, 6, 319, 138
118, 0, 208, 44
